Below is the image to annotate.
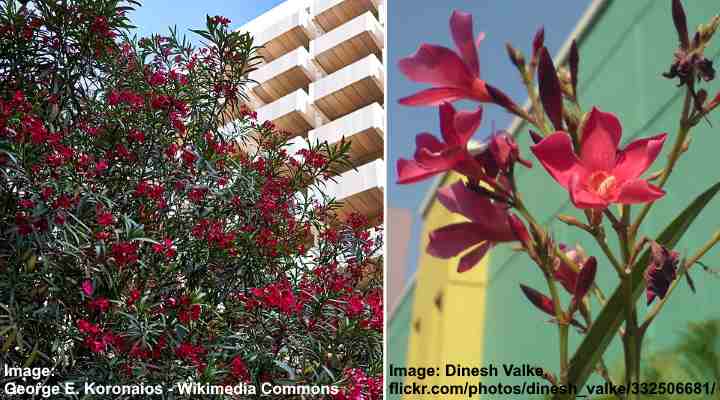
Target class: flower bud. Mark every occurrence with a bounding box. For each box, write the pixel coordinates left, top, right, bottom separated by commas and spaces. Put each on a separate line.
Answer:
528, 130, 543, 144
557, 214, 587, 229
538, 47, 564, 131
506, 42, 525, 69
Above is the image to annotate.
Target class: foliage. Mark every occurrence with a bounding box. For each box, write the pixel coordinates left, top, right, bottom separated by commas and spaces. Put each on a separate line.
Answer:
0, 0, 383, 398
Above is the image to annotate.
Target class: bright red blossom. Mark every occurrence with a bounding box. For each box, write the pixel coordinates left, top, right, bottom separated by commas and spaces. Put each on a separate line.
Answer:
398, 11, 490, 106
397, 102, 483, 184
531, 107, 667, 209
428, 181, 522, 272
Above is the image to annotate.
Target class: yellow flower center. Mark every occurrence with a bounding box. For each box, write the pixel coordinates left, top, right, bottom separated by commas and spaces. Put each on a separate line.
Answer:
587, 171, 617, 198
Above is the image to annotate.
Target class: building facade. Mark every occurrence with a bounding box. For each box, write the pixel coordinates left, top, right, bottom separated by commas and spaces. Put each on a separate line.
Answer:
239, 0, 386, 225
388, 0, 720, 398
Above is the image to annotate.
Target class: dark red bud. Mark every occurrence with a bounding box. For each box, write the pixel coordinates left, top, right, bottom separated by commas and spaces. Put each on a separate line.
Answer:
672, 0, 689, 49
486, 84, 520, 114
573, 256, 596, 301
520, 284, 555, 316
508, 213, 531, 249
569, 40, 580, 97
532, 26, 545, 62
538, 47, 564, 131
529, 130, 543, 144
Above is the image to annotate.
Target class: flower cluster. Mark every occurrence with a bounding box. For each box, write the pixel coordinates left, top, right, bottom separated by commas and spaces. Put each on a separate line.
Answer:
397, 3, 720, 392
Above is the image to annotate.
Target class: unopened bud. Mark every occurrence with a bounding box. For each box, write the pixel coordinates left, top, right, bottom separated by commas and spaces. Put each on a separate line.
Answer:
558, 214, 587, 229
506, 43, 526, 69
528, 130, 544, 144
557, 67, 574, 98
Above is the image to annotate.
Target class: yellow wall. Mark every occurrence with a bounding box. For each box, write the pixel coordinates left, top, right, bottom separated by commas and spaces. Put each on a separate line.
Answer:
403, 173, 490, 399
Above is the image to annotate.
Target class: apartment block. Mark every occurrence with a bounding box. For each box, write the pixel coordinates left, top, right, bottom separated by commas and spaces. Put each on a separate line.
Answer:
239, 0, 385, 226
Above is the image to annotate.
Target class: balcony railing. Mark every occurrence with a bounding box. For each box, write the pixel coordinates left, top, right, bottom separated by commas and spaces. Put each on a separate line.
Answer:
249, 47, 323, 104
256, 89, 326, 137
310, 11, 383, 74
312, 0, 380, 32
323, 158, 384, 224
253, 7, 315, 63
309, 53, 384, 121
308, 102, 383, 173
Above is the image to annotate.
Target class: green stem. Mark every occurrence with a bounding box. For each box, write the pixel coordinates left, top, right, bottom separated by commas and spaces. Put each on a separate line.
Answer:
630, 88, 693, 241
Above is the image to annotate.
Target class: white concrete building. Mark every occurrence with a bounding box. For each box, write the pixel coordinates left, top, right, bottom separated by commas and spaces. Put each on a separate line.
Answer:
239, 0, 385, 225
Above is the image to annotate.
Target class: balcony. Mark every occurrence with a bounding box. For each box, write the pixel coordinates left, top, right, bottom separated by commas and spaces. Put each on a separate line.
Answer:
253, 8, 315, 63
308, 102, 383, 173
324, 158, 384, 224
309, 53, 384, 121
312, 0, 380, 32
255, 89, 326, 137
249, 47, 323, 104
310, 11, 383, 74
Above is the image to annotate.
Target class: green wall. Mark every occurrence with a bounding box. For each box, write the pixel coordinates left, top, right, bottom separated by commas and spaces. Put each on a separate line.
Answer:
387, 285, 414, 399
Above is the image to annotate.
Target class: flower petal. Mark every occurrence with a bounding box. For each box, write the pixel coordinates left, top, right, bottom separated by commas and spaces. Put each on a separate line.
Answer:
531, 132, 585, 189
453, 106, 483, 145
427, 222, 487, 258
414, 133, 446, 155
450, 10, 479, 78
398, 44, 474, 88
396, 158, 439, 184
612, 133, 667, 182
438, 102, 458, 146
569, 173, 608, 209
436, 182, 517, 246
613, 179, 665, 204
457, 241, 493, 273
580, 107, 622, 171
398, 87, 469, 106
415, 146, 464, 170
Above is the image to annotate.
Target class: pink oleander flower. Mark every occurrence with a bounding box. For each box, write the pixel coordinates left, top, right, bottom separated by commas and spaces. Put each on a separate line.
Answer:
81, 279, 94, 297
398, 11, 491, 106
531, 107, 667, 209
396, 102, 482, 184
427, 181, 522, 272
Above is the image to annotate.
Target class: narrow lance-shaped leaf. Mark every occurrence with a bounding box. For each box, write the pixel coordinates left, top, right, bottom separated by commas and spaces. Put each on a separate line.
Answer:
538, 47, 564, 131
555, 181, 720, 400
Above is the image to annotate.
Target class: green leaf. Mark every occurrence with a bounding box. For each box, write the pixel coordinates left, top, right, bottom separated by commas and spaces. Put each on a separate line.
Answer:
557, 181, 720, 399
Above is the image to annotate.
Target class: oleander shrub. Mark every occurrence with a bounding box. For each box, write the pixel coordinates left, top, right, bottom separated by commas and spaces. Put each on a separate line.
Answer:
0, 1, 383, 398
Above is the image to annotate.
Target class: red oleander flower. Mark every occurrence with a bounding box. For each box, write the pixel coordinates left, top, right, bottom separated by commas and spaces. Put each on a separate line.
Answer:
427, 181, 522, 272
531, 107, 667, 209
230, 356, 250, 381
81, 279, 94, 297
398, 11, 491, 106
396, 102, 482, 184
111, 241, 139, 266
97, 211, 114, 226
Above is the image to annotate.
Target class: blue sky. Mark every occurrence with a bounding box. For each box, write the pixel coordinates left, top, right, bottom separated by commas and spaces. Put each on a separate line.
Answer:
127, 0, 284, 39
388, 1, 591, 280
